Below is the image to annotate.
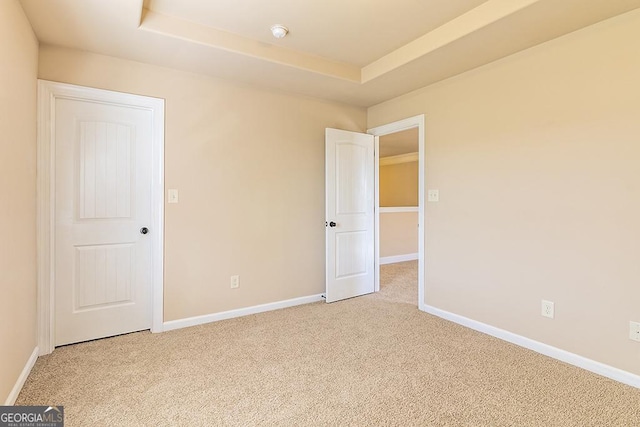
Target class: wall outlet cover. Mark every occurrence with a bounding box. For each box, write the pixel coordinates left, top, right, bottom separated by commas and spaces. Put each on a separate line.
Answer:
230, 275, 240, 289
541, 300, 554, 319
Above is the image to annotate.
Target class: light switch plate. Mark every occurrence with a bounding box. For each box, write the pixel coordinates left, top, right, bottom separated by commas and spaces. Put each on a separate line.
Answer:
168, 189, 179, 204
630, 321, 640, 342
428, 189, 439, 202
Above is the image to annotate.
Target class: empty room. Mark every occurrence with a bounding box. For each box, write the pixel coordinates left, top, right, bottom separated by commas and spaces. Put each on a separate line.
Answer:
2, 0, 640, 425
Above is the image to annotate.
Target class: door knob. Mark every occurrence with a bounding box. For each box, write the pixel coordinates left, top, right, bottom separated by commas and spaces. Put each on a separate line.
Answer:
140, 227, 149, 235
329, 221, 336, 227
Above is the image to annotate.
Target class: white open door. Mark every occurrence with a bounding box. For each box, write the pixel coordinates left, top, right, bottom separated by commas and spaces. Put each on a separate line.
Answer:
325, 128, 375, 303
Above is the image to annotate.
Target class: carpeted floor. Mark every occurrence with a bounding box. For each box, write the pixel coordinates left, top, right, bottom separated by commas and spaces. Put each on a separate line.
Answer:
17, 261, 640, 426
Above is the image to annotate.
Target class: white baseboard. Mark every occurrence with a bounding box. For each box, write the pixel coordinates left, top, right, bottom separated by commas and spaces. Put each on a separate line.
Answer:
163, 294, 324, 332
422, 305, 640, 389
380, 253, 418, 265
4, 346, 39, 405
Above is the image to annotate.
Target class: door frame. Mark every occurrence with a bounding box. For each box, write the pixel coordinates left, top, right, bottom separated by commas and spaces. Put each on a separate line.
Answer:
36, 80, 165, 355
368, 115, 425, 310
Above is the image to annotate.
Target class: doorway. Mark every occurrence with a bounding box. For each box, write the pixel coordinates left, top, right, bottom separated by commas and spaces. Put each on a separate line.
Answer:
377, 129, 419, 304
368, 115, 425, 309
37, 80, 165, 354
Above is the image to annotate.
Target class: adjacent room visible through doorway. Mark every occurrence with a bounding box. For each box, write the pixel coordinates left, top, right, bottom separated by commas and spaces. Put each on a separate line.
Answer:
378, 127, 419, 306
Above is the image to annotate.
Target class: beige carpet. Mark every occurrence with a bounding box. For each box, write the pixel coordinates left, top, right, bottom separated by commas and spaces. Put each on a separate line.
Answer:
17, 261, 640, 426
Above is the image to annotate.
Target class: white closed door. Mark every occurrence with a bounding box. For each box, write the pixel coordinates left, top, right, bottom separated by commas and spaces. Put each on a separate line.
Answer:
55, 96, 154, 346
325, 128, 375, 303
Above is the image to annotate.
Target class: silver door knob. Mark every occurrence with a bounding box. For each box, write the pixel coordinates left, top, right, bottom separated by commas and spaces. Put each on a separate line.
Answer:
140, 227, 149, 235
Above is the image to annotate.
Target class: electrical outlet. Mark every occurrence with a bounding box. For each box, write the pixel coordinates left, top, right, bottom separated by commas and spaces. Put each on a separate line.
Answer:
428, 189, 439, 202
629, 321, 640, 342
541, 300, 554, 319
230, 275, 240, 289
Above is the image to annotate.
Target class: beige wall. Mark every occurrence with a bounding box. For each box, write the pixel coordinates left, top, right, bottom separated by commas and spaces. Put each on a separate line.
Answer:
0, 0, 38, 403
379, 161, 418, 207
369, 9, 640, 375
380, 212, 418, 258
38, 46, 366, 321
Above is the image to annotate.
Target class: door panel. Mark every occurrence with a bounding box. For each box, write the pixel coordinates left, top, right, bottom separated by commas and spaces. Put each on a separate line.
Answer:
325, 128, 375, 303
55, 97, 153, 346
335, 231, 368, 278
74, 243, 134, 311
78, 121, 133, 219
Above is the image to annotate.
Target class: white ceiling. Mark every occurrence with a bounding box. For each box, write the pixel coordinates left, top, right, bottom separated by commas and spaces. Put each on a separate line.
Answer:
20, 0, 640, 107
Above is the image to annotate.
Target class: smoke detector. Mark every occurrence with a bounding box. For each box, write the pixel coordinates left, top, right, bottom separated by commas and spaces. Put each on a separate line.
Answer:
271, 25, 289, 39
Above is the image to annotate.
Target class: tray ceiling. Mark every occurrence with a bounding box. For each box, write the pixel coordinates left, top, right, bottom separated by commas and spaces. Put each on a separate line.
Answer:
20, 0, 640, 106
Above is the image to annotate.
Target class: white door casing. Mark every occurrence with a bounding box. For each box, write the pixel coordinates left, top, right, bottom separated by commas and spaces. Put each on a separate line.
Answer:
325, 128, 375, 302
368, 115, 425, 310
37, 81, 164, 353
